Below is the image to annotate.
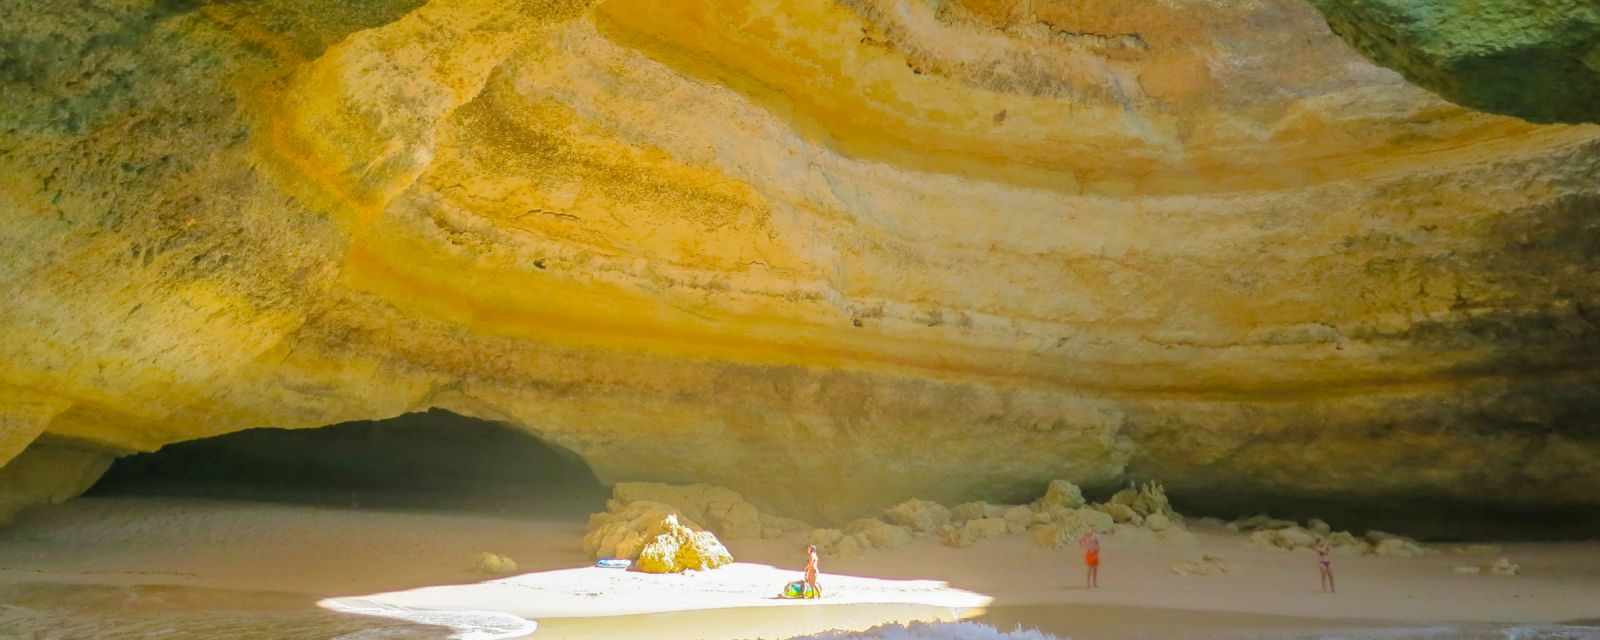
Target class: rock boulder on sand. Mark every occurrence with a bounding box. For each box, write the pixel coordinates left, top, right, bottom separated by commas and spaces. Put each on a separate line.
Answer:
1249, 526, 1319, 550
1368, 531, 1430, 557
847, 518, 915, 550
637, 514, 734, 573
1099, 502, 1142, 525
612, 482, 766, 539
1227, 515, 1297, 533
473, 552, 519, 575
1029, 508, 1115, 548
585, 500, 708, 561
950, 502, 991, 524
882, 499, 952, 534
1036, 480, 1086, 510
1108, 481, 1178, 521
940, 517, 1010, 548
1327, 531, 1372, 555
1490, 557, 1520, 576
1171, 554, 1228, 576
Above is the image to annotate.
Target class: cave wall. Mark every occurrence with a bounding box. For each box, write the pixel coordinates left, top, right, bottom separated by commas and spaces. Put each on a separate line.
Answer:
2, 0, 1600, 524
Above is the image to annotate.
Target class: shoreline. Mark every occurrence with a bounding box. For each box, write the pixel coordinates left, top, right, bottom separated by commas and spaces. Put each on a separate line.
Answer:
3, 497, 1599, 639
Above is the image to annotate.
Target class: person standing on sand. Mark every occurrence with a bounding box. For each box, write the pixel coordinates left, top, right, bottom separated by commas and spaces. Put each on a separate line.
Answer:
1079, 531, 1100, 589
804, 544, 823, 598
1315, 539, 1335, 593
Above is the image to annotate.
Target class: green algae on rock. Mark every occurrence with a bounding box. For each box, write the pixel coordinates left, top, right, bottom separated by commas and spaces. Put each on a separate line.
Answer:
1309, 0, 1600, 123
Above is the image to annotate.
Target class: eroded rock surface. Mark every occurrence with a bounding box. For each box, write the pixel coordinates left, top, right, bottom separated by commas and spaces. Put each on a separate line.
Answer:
2, 0, 1600, 526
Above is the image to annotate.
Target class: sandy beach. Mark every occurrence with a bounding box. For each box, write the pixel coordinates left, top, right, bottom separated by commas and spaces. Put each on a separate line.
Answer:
2, 496, 1598, 639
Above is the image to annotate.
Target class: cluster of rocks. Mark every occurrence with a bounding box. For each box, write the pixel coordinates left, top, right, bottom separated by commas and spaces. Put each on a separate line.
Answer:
1230, 515, 1430, 558
1171, 554, 1229, 576
1449, 544, 1519, 576
1453, 557, 1520, 576
583, 482, 809, 573
472, 551, 519, 575
808, 479, 1188, 558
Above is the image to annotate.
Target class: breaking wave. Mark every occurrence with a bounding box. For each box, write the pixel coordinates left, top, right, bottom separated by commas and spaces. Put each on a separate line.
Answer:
785, 621, 1059, 640
323, 598, 537, 640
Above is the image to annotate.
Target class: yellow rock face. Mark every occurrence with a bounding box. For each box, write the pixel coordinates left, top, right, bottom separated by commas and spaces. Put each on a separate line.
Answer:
2, 0, 1600, 523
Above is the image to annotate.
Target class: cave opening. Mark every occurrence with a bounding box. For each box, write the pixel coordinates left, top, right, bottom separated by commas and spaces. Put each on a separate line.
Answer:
87, 409, 608, 517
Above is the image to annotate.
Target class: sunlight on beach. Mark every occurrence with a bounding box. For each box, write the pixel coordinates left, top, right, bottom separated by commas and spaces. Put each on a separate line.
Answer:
318, 562, 991, 640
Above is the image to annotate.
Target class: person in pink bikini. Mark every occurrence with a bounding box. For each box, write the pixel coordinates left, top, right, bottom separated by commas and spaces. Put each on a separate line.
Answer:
1315, 539, 1335, 593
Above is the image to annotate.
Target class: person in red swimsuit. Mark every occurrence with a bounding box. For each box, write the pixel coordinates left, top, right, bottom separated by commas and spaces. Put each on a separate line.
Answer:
1079, 531, 1101, 589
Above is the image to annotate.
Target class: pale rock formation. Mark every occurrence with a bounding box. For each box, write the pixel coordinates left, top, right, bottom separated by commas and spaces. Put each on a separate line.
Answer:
1228, 516, 1299, 533
940, 517, 1010, 548
584, 500, 706, 561
612, 482, 765, 539
1144, 513, 1173, 532
809, 528, 867, 559
1250, 526, 1320, 551
1028, 508, 1116, 548
636, 514, 735, 574
1308, 519, 1333, 535
1366, 530, 1433, 558
1453, 544, 1504, 556
0, 440, 114, 525
846, 518, 915, 551
1098, 503, 1141, 525
883, 500, 952, 535
1372, 537, 1430, 558
1102, 482, 1182, 530
1035, 480, 1086, 511
950, 502, 995, 525
473, 552, 519, 575
1327, 531, 1373, 556
760, 513, 813, 540
1002, 506, 1033, 534
1171, 554, 1229, 577
1453, 556, 1521, 577
1490, 557, 1521, 576
2, 0, 1600, 527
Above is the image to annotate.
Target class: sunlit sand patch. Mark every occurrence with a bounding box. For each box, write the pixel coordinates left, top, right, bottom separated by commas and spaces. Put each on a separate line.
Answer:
320, 562, 991, 639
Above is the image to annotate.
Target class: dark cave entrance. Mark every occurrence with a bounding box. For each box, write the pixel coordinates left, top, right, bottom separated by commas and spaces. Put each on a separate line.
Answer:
88, 409, 608, 517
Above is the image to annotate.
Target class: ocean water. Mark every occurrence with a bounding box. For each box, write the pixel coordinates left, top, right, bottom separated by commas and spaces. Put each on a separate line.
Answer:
3, 582, 1598, 640
0, 582, 454, 640
782, 621, 1600, 640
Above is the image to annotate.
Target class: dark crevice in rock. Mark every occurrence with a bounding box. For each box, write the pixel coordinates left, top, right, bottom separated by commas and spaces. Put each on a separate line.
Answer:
87, 409, 608, 517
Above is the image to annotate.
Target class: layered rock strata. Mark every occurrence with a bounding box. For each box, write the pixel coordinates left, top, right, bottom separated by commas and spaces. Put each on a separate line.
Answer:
3, 0, 1600, 525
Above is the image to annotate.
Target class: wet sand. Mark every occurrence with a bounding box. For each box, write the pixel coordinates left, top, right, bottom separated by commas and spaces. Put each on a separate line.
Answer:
2, 497, 1599, 639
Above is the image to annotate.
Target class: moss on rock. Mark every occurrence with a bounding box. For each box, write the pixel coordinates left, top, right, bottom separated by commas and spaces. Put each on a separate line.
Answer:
1309, 0, 1600, 123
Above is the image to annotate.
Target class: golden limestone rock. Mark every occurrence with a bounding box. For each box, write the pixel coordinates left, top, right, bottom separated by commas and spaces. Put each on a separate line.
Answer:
473, 552, 519, 575
585, 504, 734, 573
635, 514, 735, 574
2, 0, 1600, 527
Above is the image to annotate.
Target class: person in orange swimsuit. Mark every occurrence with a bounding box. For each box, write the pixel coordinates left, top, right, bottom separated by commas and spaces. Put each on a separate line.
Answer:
1080, 532, 1101, 589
